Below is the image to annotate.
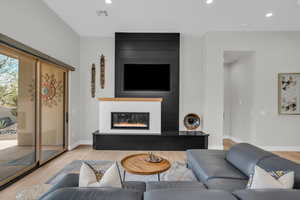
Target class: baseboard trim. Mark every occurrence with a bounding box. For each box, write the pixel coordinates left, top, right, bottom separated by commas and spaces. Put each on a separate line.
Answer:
262, 146, 300, 152
224, 136, 300, 152
68, 141, 80, 150
224, 136, 244, 144
79, 140, 93, 145
68, 140, 92, 150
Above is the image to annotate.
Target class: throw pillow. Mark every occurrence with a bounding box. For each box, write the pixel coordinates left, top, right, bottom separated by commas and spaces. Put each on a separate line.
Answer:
79, 162, 122, 188
79, 162, 100, 187
247, 165, 294, 189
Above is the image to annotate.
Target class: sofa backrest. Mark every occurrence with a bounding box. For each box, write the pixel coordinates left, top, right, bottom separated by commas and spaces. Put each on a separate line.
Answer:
233, 189, 300, 200
40, 188, 144, 200
258, 156, 300, 189
225, 143, 275, 177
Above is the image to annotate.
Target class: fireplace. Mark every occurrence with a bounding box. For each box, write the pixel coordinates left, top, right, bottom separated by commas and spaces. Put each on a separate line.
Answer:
111, 112, 150, 130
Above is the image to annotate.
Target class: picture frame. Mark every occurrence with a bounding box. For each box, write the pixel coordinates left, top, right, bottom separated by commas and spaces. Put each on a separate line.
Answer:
278, 73, 300, 115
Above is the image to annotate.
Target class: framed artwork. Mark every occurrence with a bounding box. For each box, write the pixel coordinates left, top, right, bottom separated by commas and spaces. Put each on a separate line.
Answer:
278, 73, 300, 115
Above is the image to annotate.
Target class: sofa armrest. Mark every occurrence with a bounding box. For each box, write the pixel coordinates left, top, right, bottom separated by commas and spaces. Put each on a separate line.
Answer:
51, 173, 79, 188
40, 173, 79, 199
225, 143, 275, 176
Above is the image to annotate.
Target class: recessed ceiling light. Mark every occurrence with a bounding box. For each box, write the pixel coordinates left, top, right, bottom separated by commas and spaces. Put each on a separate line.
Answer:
105, 0, 112, 4
265, 12, 273, 18
206, 0, 214, 4
96, 10, 108, 16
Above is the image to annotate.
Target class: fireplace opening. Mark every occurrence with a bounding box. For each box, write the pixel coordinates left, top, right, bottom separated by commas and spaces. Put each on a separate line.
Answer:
111, 112, 150, 129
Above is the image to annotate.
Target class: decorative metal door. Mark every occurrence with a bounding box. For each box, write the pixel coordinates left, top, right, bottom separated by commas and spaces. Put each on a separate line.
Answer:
40, 61, 67, 164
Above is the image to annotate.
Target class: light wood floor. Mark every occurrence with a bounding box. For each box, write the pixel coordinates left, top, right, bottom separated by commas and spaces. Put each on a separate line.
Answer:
0, 140, 299, 199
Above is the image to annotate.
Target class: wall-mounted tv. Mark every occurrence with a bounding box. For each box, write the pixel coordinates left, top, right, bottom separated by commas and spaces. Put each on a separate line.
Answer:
124, 64, 170, 91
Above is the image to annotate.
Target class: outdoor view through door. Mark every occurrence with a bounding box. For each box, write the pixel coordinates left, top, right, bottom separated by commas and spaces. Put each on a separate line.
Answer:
0, 47, 37, 186
0, 44, 69, 187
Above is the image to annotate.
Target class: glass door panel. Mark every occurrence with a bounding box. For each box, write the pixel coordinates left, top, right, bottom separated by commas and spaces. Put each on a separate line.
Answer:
0, 45, 37, 186
40, 62, 66, 164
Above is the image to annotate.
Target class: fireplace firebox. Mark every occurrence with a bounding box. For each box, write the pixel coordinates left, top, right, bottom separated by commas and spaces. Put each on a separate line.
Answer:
111, 112, 150, 129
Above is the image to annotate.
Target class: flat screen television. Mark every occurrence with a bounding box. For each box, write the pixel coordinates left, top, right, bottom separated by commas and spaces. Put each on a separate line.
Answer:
124, 64, 170, 91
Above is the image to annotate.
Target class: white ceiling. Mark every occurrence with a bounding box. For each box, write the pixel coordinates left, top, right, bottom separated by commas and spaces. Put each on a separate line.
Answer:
43, 0, 300, 37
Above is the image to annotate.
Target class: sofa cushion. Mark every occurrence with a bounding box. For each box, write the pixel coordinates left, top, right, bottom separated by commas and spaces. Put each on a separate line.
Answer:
144, 190, 238, 200
226, 143, 275, 176
146, 181, 206, 191
258, 156, 300, 189
39, 188, 143, 200
187, 150, 247, 182
205, 178, 248, 191
233, 189, 300, 200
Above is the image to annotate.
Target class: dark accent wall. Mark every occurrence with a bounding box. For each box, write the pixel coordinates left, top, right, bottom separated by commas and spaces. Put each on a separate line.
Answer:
115, 33, 180, 132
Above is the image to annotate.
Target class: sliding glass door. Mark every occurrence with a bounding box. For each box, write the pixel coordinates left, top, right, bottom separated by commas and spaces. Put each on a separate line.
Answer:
40, 61, 67, 164
0, 45, 37, 186
0, 44, 69, 187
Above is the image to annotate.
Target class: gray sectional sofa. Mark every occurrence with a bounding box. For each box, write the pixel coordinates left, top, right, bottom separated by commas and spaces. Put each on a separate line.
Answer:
40, 143, 300, 200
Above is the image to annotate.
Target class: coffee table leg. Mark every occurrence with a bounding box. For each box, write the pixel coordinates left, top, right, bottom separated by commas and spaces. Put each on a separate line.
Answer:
123, 170, 126, 182
158, 173, 160, 181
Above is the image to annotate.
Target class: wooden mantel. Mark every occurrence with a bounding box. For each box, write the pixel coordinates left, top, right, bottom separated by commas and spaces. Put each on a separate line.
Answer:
98, 98, 163, 102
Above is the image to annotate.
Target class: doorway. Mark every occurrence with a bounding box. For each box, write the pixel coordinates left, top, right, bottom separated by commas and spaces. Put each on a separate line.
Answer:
223, 51, 255, 142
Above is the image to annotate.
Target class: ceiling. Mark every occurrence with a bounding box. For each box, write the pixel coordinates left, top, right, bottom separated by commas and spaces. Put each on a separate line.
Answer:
43, 0, 300, 37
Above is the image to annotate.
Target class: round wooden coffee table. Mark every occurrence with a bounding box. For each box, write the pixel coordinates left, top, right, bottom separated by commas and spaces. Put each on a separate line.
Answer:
121, 153, 171, 181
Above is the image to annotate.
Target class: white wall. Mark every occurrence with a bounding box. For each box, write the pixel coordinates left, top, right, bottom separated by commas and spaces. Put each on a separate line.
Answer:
223, 63, 232, 137
202, 34, 224, 149
0, 0, 81, 149
79, 37, 115, 142
179, 36, 205, 130
79, 35, 205, 142
204, 32, 300, 150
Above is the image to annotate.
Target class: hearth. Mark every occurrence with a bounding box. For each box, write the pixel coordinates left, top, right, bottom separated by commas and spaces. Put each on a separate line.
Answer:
111, 112, 150, 130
